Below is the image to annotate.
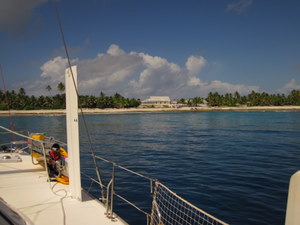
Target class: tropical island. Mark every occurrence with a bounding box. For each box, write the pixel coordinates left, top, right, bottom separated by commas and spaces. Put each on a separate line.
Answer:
0, 83, 300, 114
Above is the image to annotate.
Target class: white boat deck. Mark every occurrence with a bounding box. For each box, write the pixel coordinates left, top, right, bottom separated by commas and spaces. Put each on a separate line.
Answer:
0, 153, 127, 225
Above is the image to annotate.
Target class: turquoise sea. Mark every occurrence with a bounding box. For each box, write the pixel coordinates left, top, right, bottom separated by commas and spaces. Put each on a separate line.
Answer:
1, 111, 300, 225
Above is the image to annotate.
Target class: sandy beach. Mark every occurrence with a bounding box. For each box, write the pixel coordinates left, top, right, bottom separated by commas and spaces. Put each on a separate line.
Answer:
0, 106, 300, 115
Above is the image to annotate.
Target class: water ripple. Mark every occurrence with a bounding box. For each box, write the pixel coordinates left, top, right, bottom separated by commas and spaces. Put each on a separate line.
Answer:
2, 111, 300, 225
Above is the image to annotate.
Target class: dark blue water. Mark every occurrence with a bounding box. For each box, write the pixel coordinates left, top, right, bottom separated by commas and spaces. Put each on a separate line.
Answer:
1, 111, 300, 225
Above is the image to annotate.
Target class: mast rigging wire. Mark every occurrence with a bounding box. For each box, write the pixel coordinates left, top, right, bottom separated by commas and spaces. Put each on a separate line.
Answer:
51, 0, 105, 199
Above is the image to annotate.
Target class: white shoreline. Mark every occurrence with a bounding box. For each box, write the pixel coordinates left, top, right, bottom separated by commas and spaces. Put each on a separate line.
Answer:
0, 106, 300, 115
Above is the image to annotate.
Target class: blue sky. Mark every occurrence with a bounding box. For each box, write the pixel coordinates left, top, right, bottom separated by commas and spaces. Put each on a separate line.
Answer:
0, 0, 300, 99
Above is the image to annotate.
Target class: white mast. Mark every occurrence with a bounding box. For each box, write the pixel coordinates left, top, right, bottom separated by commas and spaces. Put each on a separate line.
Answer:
285, 171, 300, 225
65, 65, 82, 201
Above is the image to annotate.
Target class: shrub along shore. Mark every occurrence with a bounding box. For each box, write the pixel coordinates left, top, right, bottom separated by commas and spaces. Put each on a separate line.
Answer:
1, 88, 300, 112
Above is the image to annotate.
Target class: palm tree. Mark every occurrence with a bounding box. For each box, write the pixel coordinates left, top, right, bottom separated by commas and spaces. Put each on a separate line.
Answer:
178, 98, 186, 104
18, 88, 26, 97
206, 92, 222, 106
30, 95, 38, 109
46, 85, 52, 95
191, 97, 203, 106
96, 92, 107, 108
287, 89, 300, 105
57, 82, 65, 93
16, 88, 26, 109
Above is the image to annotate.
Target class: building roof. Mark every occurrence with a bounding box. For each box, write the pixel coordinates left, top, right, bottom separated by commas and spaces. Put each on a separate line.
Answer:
142, 96, 171, 103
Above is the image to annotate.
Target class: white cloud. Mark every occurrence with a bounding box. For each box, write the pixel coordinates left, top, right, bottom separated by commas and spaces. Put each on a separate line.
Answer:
188, 77, 202, 86
40, 56, 69, 81
208, 80, 259, 94
182, 78, 259, 97
22, 44, 260, 98
226, 0, 253, 15
185, 56, 206, 75
0, 0, 47, 34
20, 56, 77, 96
107, 44, 125, 56
76, 48, 142, 94
278, 79, 300, 94
126, 53, 184, 97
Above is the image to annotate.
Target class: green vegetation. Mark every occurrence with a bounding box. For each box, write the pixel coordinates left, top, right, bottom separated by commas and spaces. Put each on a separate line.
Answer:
0, 86, 141, 110
205, 90, 300, 107
0, 85, 300, 110
179, 90, 300, 107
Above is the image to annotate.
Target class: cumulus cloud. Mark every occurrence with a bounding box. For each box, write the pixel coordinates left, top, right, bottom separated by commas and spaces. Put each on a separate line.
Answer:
206, 80, 259, 94
107, 44, 125, 56
0, 0, 47, 34
278, 79, 300, 94
187, 77, 202, 86
41, 56, 70, 81
182, 78, 259, 97
77, 46, 142, 94
26, 45, 142, 95
186, 56, 206, 75
226, 0, 253, 15
126, 53, 183, 97
23, 44, 259, 98
21, 56, 77, 96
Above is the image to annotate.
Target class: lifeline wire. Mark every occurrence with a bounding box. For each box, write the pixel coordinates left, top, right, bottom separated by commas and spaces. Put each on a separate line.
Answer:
0, 125, 68, 225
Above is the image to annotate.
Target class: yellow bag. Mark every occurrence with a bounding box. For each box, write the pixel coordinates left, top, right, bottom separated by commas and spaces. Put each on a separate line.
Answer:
56, 176, 69, 185
59, 147, 68, 157
31, 133, 45, 141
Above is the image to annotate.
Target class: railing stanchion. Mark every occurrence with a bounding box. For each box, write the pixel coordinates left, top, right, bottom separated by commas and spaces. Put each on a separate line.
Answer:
110, 163, 116, 220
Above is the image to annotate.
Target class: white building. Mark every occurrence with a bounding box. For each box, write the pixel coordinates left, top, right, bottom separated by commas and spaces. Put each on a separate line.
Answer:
141, 96, 171, 108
